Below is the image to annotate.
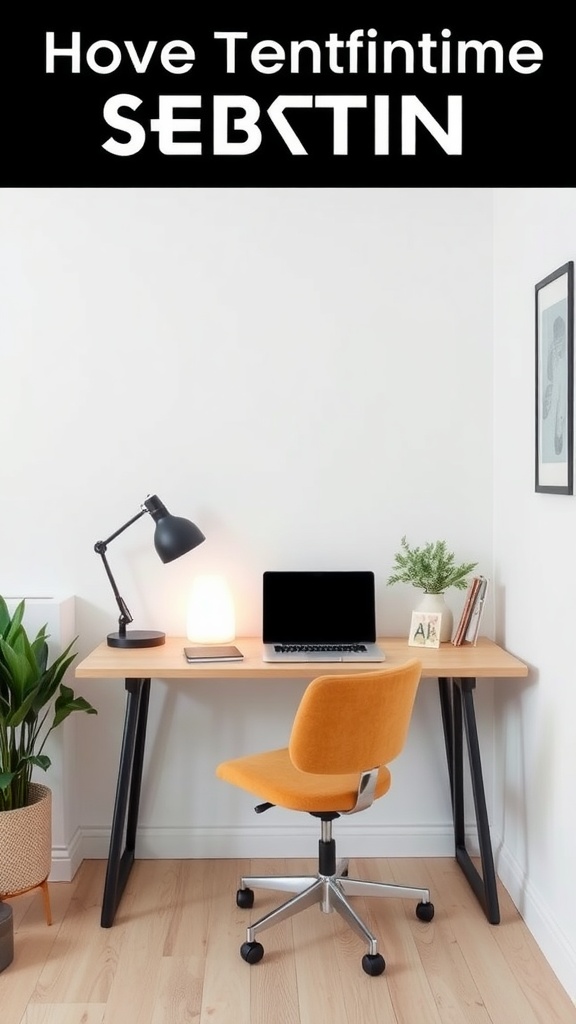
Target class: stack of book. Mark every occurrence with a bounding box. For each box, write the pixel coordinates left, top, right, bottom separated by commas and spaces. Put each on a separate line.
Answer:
452, 575, 489, 646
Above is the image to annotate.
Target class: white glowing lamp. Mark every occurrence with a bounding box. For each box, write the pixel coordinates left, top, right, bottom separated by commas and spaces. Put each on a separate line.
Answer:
187, 574, 236, 643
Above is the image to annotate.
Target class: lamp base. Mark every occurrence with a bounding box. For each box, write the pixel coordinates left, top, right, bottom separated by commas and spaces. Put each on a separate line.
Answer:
107, 630, 166, 648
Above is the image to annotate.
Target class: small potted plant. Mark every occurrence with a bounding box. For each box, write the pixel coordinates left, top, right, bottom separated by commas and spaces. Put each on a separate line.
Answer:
0, 596, 97, 919
387, 536, 477, 641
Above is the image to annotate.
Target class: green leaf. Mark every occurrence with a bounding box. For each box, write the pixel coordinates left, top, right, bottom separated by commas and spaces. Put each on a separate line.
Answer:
52, 684, 97, 728
0, 770, 15, 793
3, 599, 25, 643
30, 649, 79, 714
0, 596, 97, 809
0, 596, 10, 637
31, 633, 49, 674
27, 754, 51, 772
0, 637, 33, 703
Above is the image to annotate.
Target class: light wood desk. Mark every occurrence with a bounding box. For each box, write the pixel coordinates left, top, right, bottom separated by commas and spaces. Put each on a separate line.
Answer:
76, 636, 528, 928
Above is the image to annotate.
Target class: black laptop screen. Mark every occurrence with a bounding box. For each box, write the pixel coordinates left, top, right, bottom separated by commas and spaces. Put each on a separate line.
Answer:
262, 571, 377, 644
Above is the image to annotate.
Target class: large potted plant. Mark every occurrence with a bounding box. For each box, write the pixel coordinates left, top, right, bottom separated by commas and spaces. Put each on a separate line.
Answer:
0, 596, 97, 919
388, 536, 477, 641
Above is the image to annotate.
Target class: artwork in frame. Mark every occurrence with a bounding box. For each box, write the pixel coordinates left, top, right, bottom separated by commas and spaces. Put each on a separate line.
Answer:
408, 611, 441, 648
535, 261, 574, 494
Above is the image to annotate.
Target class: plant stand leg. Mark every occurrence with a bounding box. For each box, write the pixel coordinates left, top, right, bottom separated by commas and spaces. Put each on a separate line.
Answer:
0, 878, 52, 927
40, 879, 52, 925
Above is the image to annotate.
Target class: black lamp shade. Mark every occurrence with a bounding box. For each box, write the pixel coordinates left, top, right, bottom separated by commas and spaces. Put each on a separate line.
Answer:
144, 494, 206, 563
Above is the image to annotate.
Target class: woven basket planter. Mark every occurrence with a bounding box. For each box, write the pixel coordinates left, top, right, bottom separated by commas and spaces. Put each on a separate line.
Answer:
0, 784, 52, 899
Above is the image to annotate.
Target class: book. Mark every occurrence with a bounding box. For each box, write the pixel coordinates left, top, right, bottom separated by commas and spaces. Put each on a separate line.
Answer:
452, 575, 483, 646
463, 577, 489, 645
184, 645, 244, 662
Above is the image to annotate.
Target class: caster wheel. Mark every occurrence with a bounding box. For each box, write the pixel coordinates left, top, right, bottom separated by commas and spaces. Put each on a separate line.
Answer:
241, 940, 264, 964
362, 953, 385, 976
236, 888, 254, 909
416, 901, 435, 922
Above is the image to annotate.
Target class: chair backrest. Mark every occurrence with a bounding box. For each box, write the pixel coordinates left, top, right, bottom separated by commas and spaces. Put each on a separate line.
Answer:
288, 659, 422, 775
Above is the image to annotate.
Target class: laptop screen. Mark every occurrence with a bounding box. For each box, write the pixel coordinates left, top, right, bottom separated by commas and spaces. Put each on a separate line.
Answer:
262, 571, 377, 644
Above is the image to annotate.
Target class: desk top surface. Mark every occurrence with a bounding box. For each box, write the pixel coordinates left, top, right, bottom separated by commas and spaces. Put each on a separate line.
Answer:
75, 636, 528, 680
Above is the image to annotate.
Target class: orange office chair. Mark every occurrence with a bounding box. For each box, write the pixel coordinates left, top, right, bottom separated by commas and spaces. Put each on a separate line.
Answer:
216, 658, 434, 976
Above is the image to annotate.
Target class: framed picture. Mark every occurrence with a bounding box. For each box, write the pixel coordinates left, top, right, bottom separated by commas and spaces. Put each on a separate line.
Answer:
408, 611, 441, 648
535, 261, 574, 494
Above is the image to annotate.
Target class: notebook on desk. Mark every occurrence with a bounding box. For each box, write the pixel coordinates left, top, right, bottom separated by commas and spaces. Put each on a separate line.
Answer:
262, 570, 385, 662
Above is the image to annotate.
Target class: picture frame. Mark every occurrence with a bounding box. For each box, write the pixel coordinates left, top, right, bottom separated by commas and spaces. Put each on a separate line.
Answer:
408, 611, 441, 649
535, 261, 574, 494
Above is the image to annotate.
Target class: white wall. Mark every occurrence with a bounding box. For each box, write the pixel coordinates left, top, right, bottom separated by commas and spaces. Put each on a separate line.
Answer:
492, 188, 576, 1001
1, 197, 494, 876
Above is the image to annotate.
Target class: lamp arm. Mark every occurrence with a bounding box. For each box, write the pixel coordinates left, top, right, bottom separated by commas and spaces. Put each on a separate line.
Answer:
94, 506, 151, 635
98, 506, 149, 547
94, 541, 133, 635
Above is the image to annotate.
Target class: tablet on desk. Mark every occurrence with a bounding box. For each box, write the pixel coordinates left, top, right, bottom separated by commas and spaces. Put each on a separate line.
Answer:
184, 645, 244, 663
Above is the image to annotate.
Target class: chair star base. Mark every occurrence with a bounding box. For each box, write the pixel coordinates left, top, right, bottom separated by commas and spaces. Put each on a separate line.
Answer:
236, 823, 434, 975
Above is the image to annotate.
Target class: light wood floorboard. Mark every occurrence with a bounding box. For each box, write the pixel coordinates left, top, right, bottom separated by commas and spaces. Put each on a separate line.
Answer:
0, 858, 574, 1024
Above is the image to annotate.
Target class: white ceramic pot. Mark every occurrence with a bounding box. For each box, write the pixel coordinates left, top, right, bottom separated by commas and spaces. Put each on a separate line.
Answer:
415, 593, 453, 643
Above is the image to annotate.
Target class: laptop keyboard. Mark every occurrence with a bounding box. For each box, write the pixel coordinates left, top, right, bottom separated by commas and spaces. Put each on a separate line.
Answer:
274, 643, 368, 653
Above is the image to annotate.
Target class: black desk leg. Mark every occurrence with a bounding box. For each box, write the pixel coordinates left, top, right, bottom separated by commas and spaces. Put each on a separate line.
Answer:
100, 677, 151, 928
438, 676, 500, 924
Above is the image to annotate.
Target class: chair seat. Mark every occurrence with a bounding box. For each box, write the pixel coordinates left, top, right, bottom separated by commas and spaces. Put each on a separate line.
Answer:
216, 747, 392, 813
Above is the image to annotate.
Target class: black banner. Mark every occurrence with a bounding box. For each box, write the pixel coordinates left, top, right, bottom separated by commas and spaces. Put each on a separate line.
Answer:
2, 9, 571, 186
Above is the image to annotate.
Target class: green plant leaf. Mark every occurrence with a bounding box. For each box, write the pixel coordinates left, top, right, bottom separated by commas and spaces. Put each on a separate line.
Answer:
2, 599, 25, 643
0, 596, 11, 637
0, 596, 97, 809
26, 754, 51, 772
0, 637, 34, 705
52, 683, 98, 728
30, 646, 79, 715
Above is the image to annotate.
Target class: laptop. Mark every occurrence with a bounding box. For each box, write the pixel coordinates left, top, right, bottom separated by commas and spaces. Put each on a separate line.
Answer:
262, 570, 385, 663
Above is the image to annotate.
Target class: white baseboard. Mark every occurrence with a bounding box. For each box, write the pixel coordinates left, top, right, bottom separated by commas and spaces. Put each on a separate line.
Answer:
49, 829, 84, 882
51, 824, 470, 883
496, 842, 576, 1005
77, 822, 479, 861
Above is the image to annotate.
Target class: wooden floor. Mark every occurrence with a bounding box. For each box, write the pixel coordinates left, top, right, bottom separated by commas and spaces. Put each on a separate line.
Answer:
1, 856, 575, 1024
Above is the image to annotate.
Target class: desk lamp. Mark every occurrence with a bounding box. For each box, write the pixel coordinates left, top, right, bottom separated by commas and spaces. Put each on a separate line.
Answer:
94, 493, 205, 648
